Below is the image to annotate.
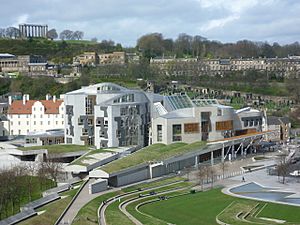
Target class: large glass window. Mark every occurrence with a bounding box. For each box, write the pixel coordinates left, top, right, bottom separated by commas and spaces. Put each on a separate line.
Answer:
172, 124, 182, 142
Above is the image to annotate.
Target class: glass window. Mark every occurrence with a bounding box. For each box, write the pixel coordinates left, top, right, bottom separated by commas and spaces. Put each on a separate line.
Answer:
157, 125, 162, 142
172, 124, 182, 142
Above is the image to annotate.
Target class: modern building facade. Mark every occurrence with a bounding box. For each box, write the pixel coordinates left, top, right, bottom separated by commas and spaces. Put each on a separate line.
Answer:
64, 83, 266, 149
64, 83, 150, 149
151, 97, 264, 145
7, 94, 64, 136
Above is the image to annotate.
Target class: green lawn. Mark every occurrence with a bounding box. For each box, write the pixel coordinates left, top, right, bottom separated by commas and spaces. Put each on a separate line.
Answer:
19, 186, 80, 225
140, 188, 300, 225
72, 191, 124, 225
101, 142, 206, 173
18, 144, 91, 154
72, 177, 188, 225
0, 176, 55, 220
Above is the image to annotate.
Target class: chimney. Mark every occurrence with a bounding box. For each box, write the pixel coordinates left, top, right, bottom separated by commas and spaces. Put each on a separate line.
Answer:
22, 95, 26, 105
25, 94, 29, 101
8, 96, 12, 105
53, 95, 56, 102
46, 94, 51, 101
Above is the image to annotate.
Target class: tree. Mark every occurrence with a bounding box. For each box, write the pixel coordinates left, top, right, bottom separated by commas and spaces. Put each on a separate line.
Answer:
43, 157, 63, 183
137, 33, 164, 58
0, 28, 6, 38
197, 165, 207, 191
46, 29, 58, 40
60, 29, 74, 40
5, 27, 20, 39
175, 33, 193, 57
219, 161, 228, 179
73, 30, 84, 40
91, 37, 97, 42
276, 153, 290, 184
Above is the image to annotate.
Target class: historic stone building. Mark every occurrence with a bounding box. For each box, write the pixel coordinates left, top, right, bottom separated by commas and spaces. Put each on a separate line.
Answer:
150, 56, 300, 77
0, 53, 48, 75
19, 24, 48, 38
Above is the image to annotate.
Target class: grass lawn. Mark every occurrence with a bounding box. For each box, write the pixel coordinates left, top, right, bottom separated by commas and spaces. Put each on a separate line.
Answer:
101, 142, 206, 174
72, 191, 124, 225
0, 176, 55, 220
72, 177, 188, 225
18, 144, 91, 154
140, 188, 300, 225
105, 181, 192, 225
18, 187, 80, 225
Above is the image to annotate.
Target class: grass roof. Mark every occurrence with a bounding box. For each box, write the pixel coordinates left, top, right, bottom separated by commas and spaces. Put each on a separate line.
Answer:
69, 148, 115, 166
18, 144, 91, 154
100, 141, 206, 174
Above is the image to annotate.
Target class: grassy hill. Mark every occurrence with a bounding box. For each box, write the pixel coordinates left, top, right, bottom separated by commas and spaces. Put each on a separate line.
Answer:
0, 38, 120, 64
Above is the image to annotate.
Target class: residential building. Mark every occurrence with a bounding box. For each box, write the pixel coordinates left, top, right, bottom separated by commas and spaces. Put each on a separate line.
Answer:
7, 94, 64, 136
150, 56, 300, 77
72, 52, 99, 66
64, 83, 150, 149
265, 116, 291, 142
99, 52, 126, 65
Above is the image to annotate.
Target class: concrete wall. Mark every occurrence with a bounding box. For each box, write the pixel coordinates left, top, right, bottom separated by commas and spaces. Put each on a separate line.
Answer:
89, 179, 107, 194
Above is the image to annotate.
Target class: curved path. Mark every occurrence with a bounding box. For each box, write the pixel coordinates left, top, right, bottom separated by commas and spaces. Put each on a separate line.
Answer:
99, 180, 186, 225
120, 187, 189, 225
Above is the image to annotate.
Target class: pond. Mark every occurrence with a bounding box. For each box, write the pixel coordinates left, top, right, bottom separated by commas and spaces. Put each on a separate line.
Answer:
229, 182, 300, 206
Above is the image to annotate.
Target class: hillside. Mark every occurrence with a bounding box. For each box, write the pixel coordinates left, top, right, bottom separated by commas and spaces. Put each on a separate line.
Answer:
0, 38, 121, 64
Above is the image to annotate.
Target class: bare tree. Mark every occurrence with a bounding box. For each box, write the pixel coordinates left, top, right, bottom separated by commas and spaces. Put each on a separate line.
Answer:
219, 161, 228, 179
276, 154, 290, 184
197, 165, 206, 191
5, 27, 20, 39
59, 30, 73, 40
73, 31, 84, 40
43, 157, 63, 183
0, 28, 6, 38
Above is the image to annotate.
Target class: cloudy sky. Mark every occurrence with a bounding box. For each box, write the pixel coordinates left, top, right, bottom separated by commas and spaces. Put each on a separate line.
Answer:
0, 0, 299, 46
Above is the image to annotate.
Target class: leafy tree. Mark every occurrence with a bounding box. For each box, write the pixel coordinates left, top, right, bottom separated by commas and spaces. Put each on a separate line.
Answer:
46, 29, 58, 40
137, 33, 164, 58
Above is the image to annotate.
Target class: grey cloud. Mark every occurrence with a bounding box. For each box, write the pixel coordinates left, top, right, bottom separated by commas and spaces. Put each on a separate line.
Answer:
0, 0, 299, 46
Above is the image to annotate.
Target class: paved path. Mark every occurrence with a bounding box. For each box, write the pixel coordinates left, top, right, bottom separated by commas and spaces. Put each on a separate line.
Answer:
58, 179, 120, 225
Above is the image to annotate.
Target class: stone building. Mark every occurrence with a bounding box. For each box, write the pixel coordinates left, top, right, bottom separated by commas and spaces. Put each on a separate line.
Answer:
99, 52, 126, 65
150, 56, 300, 77
19, 24, 48, 38
265, 116, 291, 142
0, 53, 48, 75
73, 52, 99, 66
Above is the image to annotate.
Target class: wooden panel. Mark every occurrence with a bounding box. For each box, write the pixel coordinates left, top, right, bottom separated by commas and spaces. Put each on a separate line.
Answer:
216, 120, 233, 131
184, 123, 199, 133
